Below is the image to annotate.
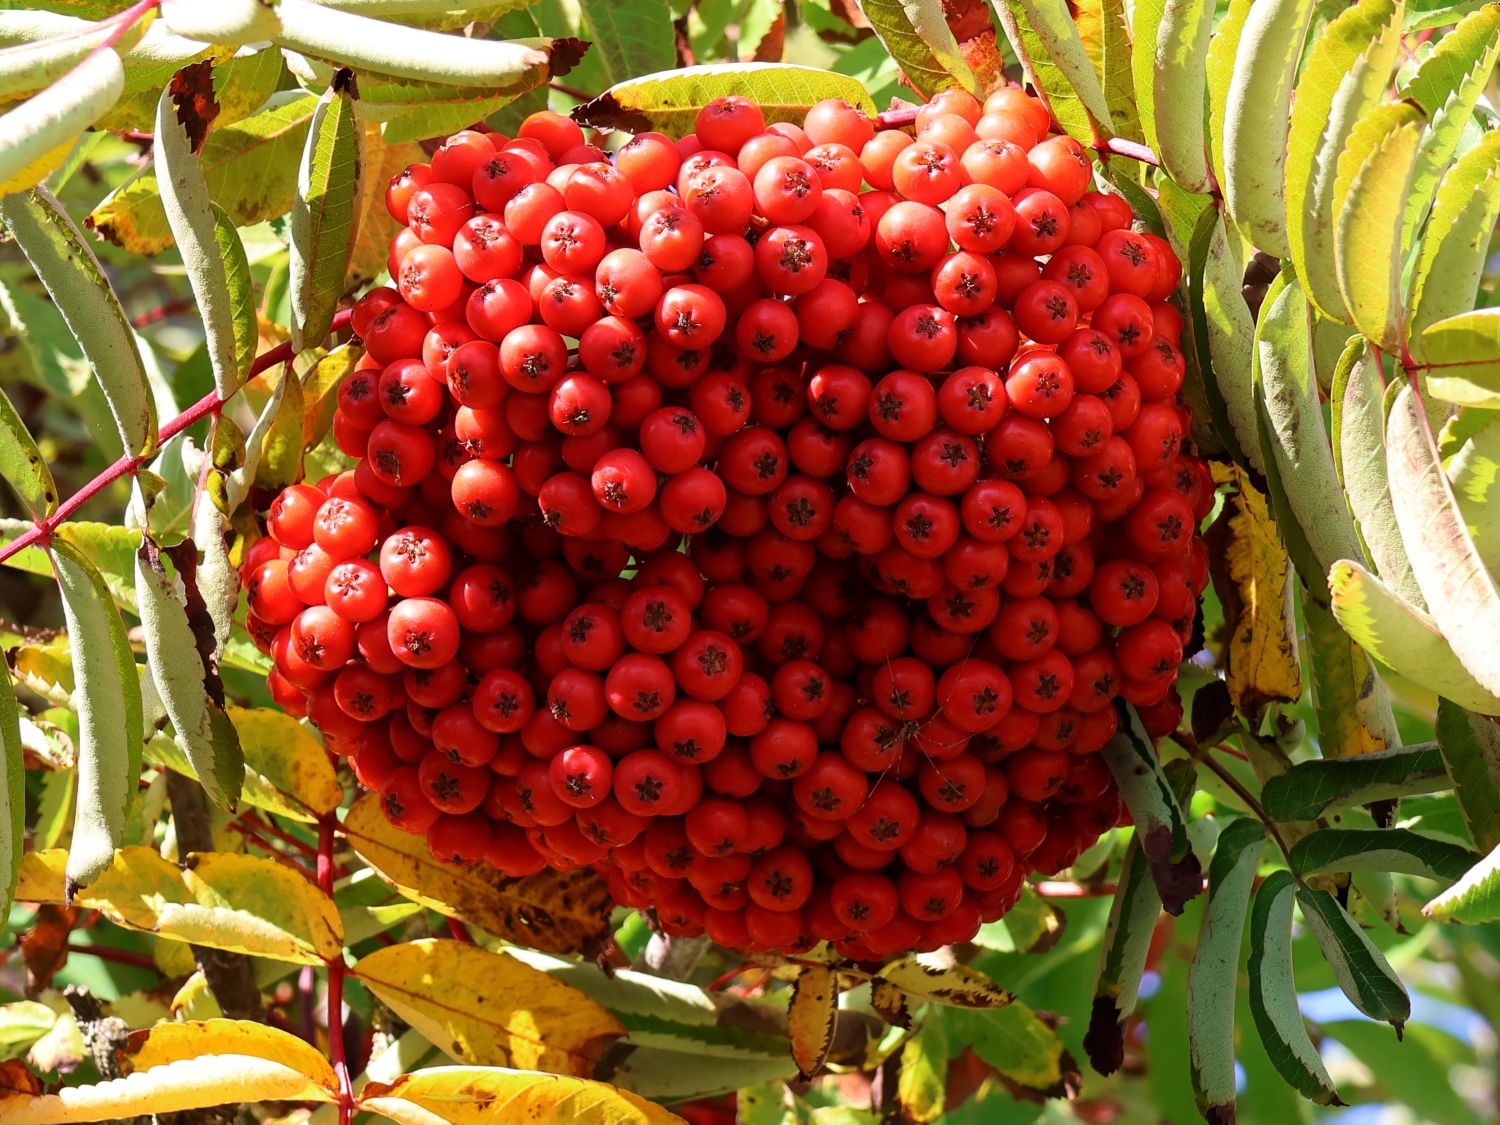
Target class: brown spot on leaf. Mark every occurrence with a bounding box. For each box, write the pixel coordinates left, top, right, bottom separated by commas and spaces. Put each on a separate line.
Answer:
1083, 995, 1124, 1076
167, 60, 220, 155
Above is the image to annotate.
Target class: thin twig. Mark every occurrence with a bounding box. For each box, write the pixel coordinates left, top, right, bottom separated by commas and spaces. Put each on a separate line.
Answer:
1197, 752, 1294, 863
549, 80, 593, 103
0, 308, 353, 567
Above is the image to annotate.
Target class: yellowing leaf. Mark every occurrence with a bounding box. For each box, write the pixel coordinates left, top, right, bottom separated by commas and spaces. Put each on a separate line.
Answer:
1305, 598, 1400, 760
347, 126, 418, 287
351, 939, 625, 1076
1421, 309, 1500, 410
1333, 103, 1425, 351
148, 704, 340, 824
12, 846, 342, 964
0, 1053, 335, 1122
121, 1018, 339, 1096
573, 63, 875, 137
1207, 463, 1302, 716
89, 93, 318, 256
874, 955, 1013, 1009
342, 792, 611, 954
1329, 559, 1500, 715
358, 1065, 683, 1124
788, 964, 837, 1080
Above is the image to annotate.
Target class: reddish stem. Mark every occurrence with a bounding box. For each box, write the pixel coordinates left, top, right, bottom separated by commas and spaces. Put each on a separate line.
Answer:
446, 916, 475, 944
239, 811, 321, 859
226, 823, 317, 875
1, 308, 353, 567
318, 810, 355, 1125
131, 295, 197, 328
64, 941, 160, 971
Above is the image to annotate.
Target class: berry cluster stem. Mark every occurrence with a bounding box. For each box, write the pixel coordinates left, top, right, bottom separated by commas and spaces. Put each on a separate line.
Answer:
0, 308, 353, 568
318, 808, 355, 1125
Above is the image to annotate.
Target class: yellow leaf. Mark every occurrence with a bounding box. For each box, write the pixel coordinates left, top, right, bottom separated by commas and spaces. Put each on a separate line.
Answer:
788, 965, 837, 1080
1207, 462, 1302, 716
14, 850, 67, 904
121, 1018, 339, 1096
348, 124, 420, 288
350, 939, 624, 1077
875, 955, 1013, 1009
227, 706, 341, 821
342, 793, 612, 956
1304, 597, 1399, 759
12, 847, 341, 964
0, 1054, 336, 1122
358, 1065, 683, 1124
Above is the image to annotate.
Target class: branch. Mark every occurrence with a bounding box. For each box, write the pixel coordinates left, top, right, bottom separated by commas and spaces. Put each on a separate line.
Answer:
165, 770, 267, 1022
0, 308, 353, 567
319, 807, 356, 1125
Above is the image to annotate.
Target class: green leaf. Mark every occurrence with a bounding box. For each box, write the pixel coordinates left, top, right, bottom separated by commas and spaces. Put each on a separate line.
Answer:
90, 93, 318, 256
154, 85, 250, 400
1435, 699, 1500, 851
0, 48, 122, 192
0, 187, 155, 457
1329, 558, 1500, 715
1423, 840, 1500, 923
1284, 0, 1403, 323
1261, 743, 1449, 821
1187, 206, 1262, 473
1289, 827, 1476, 881
1304, 596, 1401, 764
1204, 0, 1253, 199
1332, 102, 1425, 351
1247, 871, 1341, 1105
1294, 884, 1410, 1033
253, 366, 306, 492
1188, 818, 1263, 1123
1387, 381, 1500, 700
274, 0, 559, 88
506, 949, 791, 1061
1398, 4, 1500, 255
1330, 337, 1422, 604
290, 69, 364, 352
0, 383, 56, 521
572, 63, 875, 137
1410, 132, 1500, 356
856, 0, 976, 98
573, 0, 674, 89
134, 535, 244, 813
48, 538, 144, 893
1150, 0, 1214, 193
1221, 0, 1315, 256
1092, 0, 1141, 145
1255, 274, 1366, 595
1420, 309, 1500, 410
313, 0, 537, 12
1101, 709, 1202, 914
0, 670, 21, 921
994, 0, 1113, 141
1128, 0, 1164, 155
1447, 417, 1500, 568
1083, 837, 1160, 1076
950, 1003, 1071, 1098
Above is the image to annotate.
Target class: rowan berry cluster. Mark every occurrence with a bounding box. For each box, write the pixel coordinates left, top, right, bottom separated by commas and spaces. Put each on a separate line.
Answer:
244, 86, 1210, 959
